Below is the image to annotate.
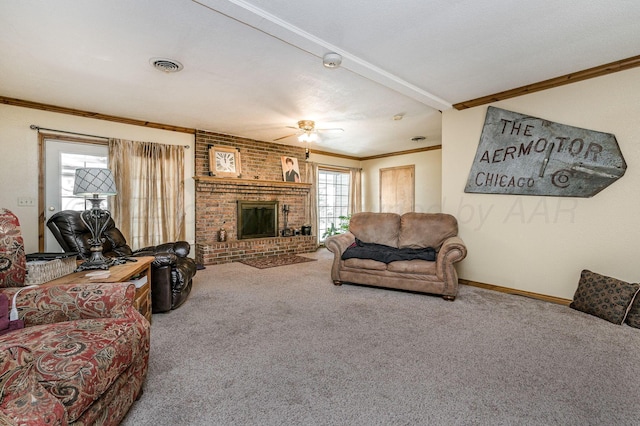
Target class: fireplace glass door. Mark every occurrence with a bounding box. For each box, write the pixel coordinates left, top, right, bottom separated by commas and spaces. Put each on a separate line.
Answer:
237, 201, 278, 239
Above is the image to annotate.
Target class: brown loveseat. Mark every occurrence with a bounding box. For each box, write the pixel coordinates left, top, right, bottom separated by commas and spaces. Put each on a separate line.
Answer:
325, 212, 467, 300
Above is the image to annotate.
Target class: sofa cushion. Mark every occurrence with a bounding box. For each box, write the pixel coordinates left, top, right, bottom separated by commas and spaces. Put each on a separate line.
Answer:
343, 258, 387, 271
4, 316, 147, 422
569, 270, 639, 325
399, 213, 459, 249
0, 345, 67, 424
349, 213, 400, 248
387, 259, 437, 275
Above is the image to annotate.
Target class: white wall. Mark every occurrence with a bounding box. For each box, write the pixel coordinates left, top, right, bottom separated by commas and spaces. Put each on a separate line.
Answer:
362, 150, 442, 213
442, 67, 640, 299
0, 104, 195, 253
308, 152, 361, 169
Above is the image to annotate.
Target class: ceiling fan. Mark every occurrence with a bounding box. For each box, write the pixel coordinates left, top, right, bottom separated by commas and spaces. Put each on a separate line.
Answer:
274, 120, 343, 142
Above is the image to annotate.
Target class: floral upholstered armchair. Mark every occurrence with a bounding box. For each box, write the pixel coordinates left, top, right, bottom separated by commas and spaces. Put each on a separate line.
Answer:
0, 208, 150, 425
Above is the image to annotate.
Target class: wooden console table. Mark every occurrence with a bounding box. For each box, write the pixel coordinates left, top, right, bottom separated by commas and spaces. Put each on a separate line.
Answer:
44, 256, 154, 323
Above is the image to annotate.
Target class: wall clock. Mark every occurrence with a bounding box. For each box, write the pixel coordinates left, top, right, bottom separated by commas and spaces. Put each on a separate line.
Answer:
208, 145, 242, 178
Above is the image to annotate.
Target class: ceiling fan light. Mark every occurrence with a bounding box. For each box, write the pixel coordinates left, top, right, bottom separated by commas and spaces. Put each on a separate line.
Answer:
298, 132, 317, 143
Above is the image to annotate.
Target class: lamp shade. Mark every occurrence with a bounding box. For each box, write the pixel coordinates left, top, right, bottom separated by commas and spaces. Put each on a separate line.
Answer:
73, 168, 117, 196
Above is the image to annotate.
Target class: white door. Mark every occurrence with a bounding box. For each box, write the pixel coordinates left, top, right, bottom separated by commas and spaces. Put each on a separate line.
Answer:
44, 140, 109, 252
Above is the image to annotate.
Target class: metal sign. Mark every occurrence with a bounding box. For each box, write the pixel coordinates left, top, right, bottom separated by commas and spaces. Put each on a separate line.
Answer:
464, 107, 626, 197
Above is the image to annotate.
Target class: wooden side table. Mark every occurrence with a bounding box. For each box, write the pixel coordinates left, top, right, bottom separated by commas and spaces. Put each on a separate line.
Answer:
44, 256, 154, 323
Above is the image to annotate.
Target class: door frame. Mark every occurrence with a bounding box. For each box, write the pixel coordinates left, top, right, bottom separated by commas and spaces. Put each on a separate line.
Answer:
37, 133, 108, 251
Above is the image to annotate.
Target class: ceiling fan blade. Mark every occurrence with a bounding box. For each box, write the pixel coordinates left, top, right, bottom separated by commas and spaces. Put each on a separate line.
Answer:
274, 121, 341, 141
273, 133, 297, 141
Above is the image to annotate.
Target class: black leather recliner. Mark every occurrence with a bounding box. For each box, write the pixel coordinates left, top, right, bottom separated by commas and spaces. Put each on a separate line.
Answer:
46, 210, 196, 313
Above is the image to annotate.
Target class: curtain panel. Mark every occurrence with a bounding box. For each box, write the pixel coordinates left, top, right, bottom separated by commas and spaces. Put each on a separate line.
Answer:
109, 139, 185, 249
305, 162, 319, 242
349, 167, 362, 215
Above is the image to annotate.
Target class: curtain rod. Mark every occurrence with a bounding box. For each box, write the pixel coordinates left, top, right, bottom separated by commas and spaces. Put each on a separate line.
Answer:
30, 125, 190, 149
313, 161, 362, 171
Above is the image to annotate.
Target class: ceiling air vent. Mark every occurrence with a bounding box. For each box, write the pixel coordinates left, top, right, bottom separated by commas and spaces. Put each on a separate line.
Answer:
150, 58, 183, 73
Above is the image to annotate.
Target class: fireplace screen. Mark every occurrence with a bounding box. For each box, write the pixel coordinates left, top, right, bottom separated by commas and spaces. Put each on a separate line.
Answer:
237, 201, 279, 239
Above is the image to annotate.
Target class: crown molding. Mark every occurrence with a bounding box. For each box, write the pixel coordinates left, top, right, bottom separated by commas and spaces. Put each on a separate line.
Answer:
0, 96, 195, 134
453, 55, 640, 110
358, 145, 441, 161
307, 149, 360, 161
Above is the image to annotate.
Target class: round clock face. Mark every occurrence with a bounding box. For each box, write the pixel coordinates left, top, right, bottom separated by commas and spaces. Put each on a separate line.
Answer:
216, 151, 236, 172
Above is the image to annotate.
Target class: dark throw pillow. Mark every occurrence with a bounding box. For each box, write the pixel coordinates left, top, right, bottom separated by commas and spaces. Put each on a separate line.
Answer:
626, 295, 640, 329
569, 269, 639, 325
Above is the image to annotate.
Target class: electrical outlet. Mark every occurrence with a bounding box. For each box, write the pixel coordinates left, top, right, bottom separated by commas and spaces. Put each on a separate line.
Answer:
17, 197, 36, 207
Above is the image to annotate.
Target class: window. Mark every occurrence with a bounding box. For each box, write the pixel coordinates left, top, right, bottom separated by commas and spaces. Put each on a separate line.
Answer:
317, 168, 350, 242
43, 137, 109, 251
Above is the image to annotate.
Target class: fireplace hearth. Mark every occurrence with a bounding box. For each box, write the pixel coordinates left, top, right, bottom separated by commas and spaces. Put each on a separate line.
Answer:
237, 200, 278, 239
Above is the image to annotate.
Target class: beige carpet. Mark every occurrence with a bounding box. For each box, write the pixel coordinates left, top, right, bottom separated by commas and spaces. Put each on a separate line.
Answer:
121, 248, 640, 425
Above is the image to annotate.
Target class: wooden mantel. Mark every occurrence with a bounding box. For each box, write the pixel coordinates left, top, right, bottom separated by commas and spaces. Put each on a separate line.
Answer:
193, 176, 311, 195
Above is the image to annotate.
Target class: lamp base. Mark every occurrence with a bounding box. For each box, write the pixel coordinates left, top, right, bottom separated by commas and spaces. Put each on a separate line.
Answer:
75, 255, 127, 272
76, 202, 114, 272
76, 258, 111, 272
75, 246, 126, 272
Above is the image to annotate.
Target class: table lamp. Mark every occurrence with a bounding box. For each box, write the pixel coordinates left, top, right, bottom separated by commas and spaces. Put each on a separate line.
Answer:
73, 168, 117, 271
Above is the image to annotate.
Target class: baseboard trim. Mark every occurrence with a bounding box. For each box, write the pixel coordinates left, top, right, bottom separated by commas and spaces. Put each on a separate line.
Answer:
459, 279, 572, 306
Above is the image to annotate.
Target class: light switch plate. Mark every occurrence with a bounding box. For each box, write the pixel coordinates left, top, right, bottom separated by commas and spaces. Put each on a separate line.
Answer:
17, 197, 35, 207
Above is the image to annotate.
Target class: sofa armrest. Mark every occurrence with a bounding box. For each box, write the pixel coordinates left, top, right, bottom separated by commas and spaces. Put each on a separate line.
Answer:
435, 236, 467, 279
133, 241, 191, 258
0, 282, 137, 327
169, 241, 191, 258
132, 251, 178, 268
0, 345, 67, 424
0, 345, 33, 389
325, 232, 355, 256
325, 232, 356, 282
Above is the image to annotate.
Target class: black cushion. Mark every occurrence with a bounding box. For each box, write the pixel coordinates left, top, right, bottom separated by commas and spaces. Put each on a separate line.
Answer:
342, 238, 436, 263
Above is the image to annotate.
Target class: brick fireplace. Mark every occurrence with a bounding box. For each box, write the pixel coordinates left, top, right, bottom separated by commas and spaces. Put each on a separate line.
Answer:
194, 130, 317, 265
